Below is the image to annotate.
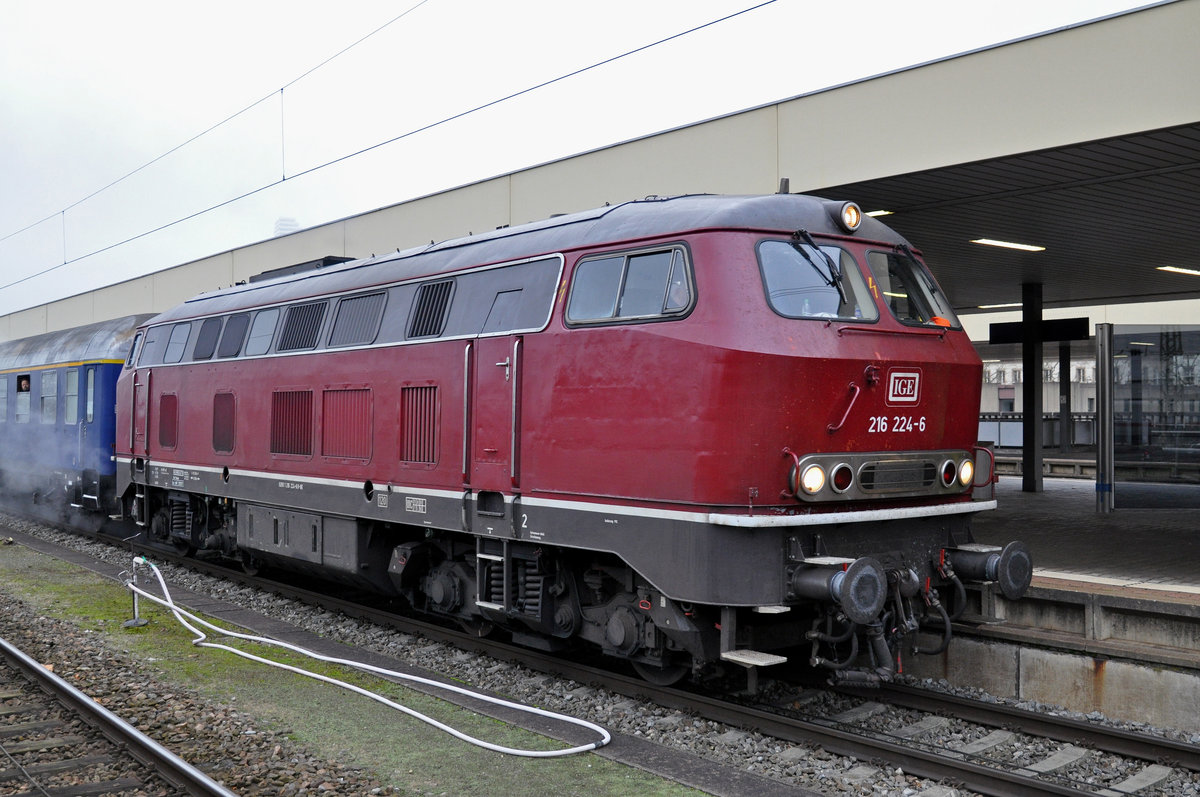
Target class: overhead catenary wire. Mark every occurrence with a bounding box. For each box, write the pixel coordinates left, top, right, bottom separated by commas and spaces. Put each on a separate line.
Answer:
0, 0, 434, 248
0, 1, 778, 296
124, 557, 611, 757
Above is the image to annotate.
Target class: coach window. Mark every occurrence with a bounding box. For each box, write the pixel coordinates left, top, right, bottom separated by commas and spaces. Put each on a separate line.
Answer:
41, 371, 57, 424
245, 309, 279, 356
192, 317, 223, 360
218, 313, 250, 358
64, 369, 79, 426
757, 240, 878, 322
86, 368, 95, 423
15, 376, 30, 423
566, 247, 692, 324
164, 323, 191, 363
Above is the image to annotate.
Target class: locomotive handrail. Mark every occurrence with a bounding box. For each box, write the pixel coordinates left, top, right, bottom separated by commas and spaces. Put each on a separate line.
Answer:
827, 382, 861, 433
836, 325, 947, 339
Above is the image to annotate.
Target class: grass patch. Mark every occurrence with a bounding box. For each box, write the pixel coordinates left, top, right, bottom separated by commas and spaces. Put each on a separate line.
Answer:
0, 541, 702, 795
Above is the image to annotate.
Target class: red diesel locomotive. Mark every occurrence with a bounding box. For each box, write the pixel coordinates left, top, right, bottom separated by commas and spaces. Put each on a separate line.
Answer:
115, 193, 1030, 685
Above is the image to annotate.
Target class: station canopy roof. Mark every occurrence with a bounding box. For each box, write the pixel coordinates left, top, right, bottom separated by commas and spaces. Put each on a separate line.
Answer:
808, 121, 1200, 317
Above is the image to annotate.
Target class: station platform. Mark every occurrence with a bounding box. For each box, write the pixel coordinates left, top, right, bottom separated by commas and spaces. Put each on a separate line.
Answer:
971, 476, 1200, 598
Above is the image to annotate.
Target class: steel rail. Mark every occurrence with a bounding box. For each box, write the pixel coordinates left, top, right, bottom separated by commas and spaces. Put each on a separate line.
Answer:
0, 633, 237, 797
873, 681, 1200, 772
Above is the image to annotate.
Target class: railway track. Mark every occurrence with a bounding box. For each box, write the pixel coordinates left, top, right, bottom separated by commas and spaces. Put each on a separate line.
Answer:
0, 633, 235, 797
14, 514, 1200, 796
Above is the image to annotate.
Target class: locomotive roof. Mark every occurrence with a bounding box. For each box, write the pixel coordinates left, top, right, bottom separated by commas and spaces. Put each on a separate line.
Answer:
0, 314, 153, 370
151, 193, 911, 325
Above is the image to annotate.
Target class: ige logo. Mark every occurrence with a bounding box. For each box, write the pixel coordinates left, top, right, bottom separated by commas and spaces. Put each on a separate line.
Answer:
887, 369, 921, 405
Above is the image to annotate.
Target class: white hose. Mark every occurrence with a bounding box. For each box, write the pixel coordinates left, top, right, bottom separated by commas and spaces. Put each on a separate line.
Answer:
124, 557, 610, 757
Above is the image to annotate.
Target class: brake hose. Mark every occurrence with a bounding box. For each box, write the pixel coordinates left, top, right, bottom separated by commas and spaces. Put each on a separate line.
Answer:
124, 557, 610, 757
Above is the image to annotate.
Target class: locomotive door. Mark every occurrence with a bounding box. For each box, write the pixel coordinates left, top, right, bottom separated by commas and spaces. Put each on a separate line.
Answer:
470, 336, 522, 496
132, 368, 150, 457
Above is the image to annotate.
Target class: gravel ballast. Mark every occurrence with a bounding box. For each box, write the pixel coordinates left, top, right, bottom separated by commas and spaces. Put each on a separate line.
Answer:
4, 514, 1200, 795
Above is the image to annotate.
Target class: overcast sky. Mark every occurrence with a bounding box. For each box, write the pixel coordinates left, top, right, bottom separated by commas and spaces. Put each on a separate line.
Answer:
0, 0, 1148, 317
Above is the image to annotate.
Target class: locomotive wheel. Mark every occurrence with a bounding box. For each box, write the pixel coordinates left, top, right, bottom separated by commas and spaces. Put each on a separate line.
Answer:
240, 552, 262, 576
457, 617, 495, 637
632, 659, 689, 686
171, 537, 196, 557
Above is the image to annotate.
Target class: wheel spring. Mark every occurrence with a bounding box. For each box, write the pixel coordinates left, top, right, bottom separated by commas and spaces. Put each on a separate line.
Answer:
170, 502, 189, 537
487, 563, 504, 606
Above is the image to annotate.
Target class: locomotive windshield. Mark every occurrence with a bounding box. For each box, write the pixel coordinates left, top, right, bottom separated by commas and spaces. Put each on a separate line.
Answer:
757, 241, 878, 321
866, 250, 962, 329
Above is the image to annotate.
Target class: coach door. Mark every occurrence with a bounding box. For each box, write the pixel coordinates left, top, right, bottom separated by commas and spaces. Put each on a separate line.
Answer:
470, 335, 522, 504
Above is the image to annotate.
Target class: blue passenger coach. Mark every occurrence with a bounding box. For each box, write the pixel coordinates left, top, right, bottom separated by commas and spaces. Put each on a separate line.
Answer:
0, 315, 150, 513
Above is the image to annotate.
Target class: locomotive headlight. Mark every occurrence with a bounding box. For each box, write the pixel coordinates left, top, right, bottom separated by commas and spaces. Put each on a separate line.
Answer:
839, 202, 863, 232
800, 464, 826, 495
958, 458, 975, 487
939, 459, 958, 488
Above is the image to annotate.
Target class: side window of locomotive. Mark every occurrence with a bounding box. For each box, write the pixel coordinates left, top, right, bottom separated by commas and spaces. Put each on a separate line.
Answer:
245, 309, 280, 356
218, 313, 251, 358
757, 240, 878, 321
124, 332, 143, 368
136, 326, 168, 366
481, 290, 523, 334
567, 248, 691, 324
866, 251, 961, 329
192, 318, 223, 360
164, 323, 192, 364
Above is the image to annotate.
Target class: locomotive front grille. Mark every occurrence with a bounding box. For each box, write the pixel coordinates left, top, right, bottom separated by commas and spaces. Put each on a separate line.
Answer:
858, 460, 937, 492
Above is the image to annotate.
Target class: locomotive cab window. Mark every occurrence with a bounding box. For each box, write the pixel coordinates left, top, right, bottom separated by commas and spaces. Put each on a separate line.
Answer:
566, 247, 692, 324
757, 240, 878, 322
866, 250, 961, 329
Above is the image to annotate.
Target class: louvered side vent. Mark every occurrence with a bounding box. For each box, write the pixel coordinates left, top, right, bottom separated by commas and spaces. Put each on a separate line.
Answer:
271, 390, 313, 455
322, 388, 372, 459
159, 394, 178, 449
278, 301, 327, 351
407, 280, 453, 338
329, 293, 386, 347
400, 385, 438, 463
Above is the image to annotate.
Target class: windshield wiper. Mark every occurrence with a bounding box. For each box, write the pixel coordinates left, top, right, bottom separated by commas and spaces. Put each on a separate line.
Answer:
895, 243, 938, 294
791, 229, 848, 306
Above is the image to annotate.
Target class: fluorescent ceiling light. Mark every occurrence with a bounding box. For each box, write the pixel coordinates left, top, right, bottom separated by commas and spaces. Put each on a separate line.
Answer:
1129, 341, 1155, 347
866, 210, 893, 217
970, 238, 1046, 252
977, 302, 1022, 309
1157, 266, 1200, 277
